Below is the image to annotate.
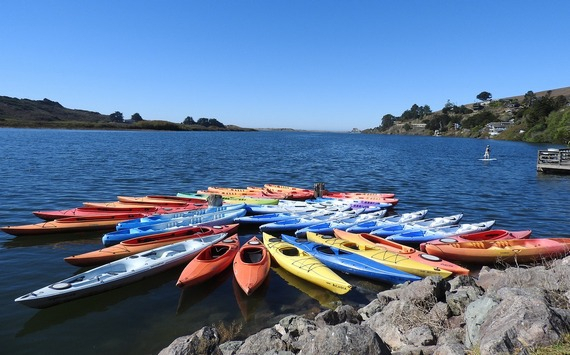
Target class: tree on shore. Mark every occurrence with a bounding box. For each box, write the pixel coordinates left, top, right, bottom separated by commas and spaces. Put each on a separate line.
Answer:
109, 111, 124, 123
380, 114, 396, 131
182, 116, 195, 125
477, 91, 492, 101
131, 113, 143, 122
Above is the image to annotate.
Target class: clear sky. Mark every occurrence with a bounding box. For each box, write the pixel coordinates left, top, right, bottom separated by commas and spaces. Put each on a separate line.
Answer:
2, 1, 569, 131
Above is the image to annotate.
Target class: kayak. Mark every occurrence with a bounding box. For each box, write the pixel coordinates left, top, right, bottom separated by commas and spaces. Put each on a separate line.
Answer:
322, 190, 396, 199
262, 233, 352, 295
201, 187, 289, 199
309, 197, 393, 210
259, 209, 363, 234
423, 238, 570, 264
281, 234, 421, 284
116, 203, 246, 230
305, 231, 452, 279
177, 192, 280, 206
176, 233, 240, 287
117, 195, 207, 205
262, 184, 315, 200
236, 206, 349, 225
64, 224, 239, 267
83, 201, 208, 210
384, 221, 496, 244
345, 210, 429, 233
1, 213, 147, 236
419, 229, 532, 252
333, 229, 470, 276
233, 236, 271, 295
253, 185, 314, 200
33, 205, 199, 221
15, 233, 228, 308
101, 208, 246, 247
369, 213, 464, 237
294, 209, 388, 237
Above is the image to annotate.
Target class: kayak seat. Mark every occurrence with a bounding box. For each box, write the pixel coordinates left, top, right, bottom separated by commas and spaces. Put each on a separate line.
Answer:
243, 250, 263, 263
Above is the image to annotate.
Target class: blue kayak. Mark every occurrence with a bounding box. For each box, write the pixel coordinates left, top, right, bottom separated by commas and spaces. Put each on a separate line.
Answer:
102, 208, 246, 247
259, 210, 362, 234
384, 220, 496, 244
344, 209, 428, 233
280, 234, 420, 284
369, 213, 464, 237
293, 210, 388, 237
116, 203, 246, 230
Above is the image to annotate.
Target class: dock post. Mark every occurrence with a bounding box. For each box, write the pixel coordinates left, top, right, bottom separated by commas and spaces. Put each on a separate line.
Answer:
314, 182, 326, 198
207, 194, 223, 206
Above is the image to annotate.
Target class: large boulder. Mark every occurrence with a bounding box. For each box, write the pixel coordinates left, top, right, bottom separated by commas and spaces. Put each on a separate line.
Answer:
158, 326, 221, 355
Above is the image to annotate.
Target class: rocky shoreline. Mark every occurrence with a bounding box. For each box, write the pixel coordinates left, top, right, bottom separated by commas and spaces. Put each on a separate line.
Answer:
159, 256, 570, 354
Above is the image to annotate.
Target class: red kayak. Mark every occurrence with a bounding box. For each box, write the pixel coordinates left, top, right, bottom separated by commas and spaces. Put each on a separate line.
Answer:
419, 229, 532, 252
233, 236, 271, 295
1, 213, 147, 236
33, 204, 205, 221
64, 224, 239, 267
176, 233, 240, 287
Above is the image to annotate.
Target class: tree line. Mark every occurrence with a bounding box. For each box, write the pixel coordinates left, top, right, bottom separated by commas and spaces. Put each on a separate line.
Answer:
108, 112, 226, 128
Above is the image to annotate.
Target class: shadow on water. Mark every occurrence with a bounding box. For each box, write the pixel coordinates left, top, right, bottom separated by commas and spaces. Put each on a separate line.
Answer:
16, 266, 183, 337
176, 267, 233, 315
2, 230, 104, 248
233, 275, 270, 322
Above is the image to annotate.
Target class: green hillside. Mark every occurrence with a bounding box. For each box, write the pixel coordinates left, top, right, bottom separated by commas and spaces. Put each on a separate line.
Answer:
0, 96, 254, 131
364, 87, 570, 144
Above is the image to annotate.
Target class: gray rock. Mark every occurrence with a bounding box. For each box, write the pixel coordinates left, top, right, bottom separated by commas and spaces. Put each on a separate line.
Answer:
405, 324, 435, 346
358, 298, 383, 320
159, 326, 221, 355
432, 328, 468, 355
298, 322, 391, 355
334, 304, 362, 324
236, 327, 288, 354
464, 296, 498, 348
478, 287, 570, 354
314, 309, 340, 327
219, 340, 243, 355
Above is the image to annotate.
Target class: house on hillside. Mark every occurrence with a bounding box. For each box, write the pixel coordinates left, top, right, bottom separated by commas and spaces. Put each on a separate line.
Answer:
487, 120, 514, 136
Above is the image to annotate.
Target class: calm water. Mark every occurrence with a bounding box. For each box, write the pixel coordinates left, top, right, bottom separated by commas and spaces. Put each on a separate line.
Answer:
1, 128, 569, 355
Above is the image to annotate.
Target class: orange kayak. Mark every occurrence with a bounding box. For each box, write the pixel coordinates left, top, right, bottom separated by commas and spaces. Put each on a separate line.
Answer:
322, 191, 396, 199
64, 224, 239, 267
202, 186, 290, 199
1, 213, 147, 236
333, 229, 470, 276
423, 238, 570, 264
418, 229, 532, 252
176, 233, 240, 287
233, 236, 271, 295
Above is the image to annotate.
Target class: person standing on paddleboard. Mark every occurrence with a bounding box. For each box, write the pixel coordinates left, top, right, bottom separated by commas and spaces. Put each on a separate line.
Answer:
483, 145, 490, 159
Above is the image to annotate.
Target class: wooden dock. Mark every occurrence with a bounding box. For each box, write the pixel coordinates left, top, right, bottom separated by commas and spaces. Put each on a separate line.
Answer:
537, 148, 570, 174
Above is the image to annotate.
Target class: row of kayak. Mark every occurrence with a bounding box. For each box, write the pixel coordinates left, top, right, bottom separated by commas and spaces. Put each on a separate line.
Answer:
18, 222, 570, 309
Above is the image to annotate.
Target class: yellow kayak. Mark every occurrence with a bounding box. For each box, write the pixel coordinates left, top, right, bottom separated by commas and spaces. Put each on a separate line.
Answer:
306, 232, 452, 279
262, 233, 352, 295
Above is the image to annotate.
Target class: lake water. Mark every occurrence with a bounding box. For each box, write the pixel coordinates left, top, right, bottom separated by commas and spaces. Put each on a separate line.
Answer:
1, 128, 569, 355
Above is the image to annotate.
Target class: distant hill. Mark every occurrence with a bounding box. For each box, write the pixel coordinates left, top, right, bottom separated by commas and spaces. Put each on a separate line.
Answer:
0, 95, 254, 131
363, 86, 570, 144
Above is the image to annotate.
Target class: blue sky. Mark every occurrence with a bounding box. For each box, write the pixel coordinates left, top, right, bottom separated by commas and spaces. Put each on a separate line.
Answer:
2, 1, 569, 131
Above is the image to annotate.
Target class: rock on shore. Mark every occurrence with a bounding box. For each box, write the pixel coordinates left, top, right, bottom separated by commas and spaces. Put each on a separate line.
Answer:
160, 256, 570, 355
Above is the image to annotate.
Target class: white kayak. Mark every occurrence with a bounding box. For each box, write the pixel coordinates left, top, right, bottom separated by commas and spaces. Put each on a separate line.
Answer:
294, 209, 388, 237
15, 233, 228, 308
344, 210, 429, 233
369, 213, 464, 237
385, 221, 496, 244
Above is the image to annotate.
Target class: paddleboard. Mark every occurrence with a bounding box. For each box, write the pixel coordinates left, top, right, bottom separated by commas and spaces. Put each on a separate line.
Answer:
478, 158, 497, 161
